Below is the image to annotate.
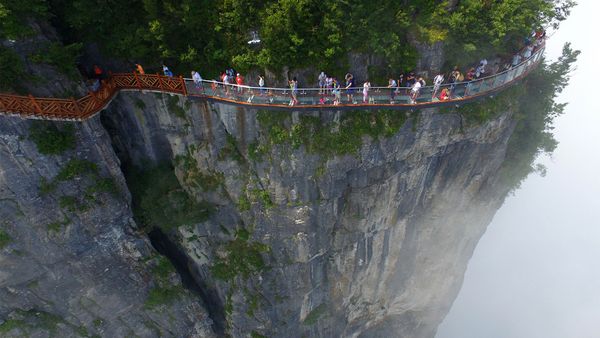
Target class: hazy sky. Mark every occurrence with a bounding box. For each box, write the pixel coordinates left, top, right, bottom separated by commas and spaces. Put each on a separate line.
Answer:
436, 1, 600, 337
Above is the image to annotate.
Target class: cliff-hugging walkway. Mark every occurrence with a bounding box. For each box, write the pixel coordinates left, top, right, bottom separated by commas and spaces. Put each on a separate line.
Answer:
0, 43, 544, 121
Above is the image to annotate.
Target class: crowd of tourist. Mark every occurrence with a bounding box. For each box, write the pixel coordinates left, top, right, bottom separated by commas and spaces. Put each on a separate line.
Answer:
124, 30, 545, 106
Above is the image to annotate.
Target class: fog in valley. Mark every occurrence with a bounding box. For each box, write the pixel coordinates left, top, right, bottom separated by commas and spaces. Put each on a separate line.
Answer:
437, 1, 600, 337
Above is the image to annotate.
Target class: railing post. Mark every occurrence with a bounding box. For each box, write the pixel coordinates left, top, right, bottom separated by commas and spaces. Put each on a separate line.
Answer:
157, 73, 165, 92
134, 71, 141, 89
106, 73, 115, 91
89, 91, 98, 109
72, 97, 82, 118
28, 95, 42, 116
180, 75, 187, 96
105, 78, 114, 94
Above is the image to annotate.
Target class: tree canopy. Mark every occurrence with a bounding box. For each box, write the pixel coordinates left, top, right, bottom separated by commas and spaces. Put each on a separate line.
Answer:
0, 0, 575, 78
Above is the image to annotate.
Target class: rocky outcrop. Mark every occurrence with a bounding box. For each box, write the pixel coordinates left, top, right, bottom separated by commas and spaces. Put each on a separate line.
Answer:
1, 21, 87, 97
100, 91, 517, 337
0, 117, 214, 337
408, 32, 446, 78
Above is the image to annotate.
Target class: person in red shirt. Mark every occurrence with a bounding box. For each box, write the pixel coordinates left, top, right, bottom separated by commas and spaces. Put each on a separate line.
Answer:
93, 64, 103, 79
235, 73, 244, 93
439, 88, 450, 101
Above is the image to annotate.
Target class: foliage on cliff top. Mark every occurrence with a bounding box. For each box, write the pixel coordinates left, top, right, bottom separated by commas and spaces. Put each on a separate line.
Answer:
0, 0, 48, 39
0, 1, 84, 83
127, 164, 213, 232
440, 43, 578, 192
0, 46, 26, 92
498, 43, 579, 192
0, 0, 564, 78
441, 0, 574, 65
28, 42, 83, 79
254, 110, 408, 158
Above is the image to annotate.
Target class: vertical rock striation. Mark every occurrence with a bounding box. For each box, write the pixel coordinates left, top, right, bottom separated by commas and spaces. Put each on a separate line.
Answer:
1, 10, 529, 338
0, 117, 214, 337
101, 91, 518, 337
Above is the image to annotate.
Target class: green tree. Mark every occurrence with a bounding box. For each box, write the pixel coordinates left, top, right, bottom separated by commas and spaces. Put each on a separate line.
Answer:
0, 46, 25, 91
499, 43, 579, 191
442, 0, 575, 65
0, 0, 48, 39
2, 0, 575, 81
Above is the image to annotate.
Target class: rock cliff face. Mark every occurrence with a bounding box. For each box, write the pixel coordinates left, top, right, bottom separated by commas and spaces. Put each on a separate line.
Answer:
0, 117, 214, 337
1, 22, 87, 97
0, 24, 518, 337
0, 70, 521, 338
0, 90, 519, 337
97, 91, 517, 337
0, 13, 540, 338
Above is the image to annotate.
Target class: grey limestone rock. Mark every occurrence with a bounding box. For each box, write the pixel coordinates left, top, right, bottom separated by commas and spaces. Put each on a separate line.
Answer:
0, 116, 214, 337
101, 91, 518, 338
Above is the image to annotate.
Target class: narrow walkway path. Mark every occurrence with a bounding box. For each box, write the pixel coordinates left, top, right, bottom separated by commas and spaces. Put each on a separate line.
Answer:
0, 45, 544, 121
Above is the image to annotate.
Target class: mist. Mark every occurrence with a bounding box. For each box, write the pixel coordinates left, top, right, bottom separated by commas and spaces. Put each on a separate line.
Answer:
436, 0, 600, 337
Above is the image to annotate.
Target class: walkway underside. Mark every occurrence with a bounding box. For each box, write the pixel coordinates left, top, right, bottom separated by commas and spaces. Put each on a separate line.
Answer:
0, 45, 544, 121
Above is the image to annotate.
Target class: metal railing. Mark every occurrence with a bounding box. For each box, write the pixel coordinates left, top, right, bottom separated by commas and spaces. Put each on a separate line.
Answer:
183, 43, 544, 108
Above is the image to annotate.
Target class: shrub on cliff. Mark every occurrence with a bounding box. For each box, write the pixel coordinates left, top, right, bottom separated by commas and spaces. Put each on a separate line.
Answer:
127, 164, 214, 232
0, 46, 26, 92
28, 122, 76, 155
0, 229, 11, 249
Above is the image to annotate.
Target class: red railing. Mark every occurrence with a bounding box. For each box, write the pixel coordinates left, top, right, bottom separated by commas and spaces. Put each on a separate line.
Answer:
0, 73, 187, 121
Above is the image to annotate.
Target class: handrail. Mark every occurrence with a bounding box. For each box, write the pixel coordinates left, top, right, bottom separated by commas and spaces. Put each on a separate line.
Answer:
0, 41, 545, 121
191, 42, 543, 92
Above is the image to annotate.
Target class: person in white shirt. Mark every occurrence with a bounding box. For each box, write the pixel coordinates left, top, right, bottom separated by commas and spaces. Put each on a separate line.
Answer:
191, 71, 203, 90
432, 73, 444, 98
318, 72, 327, 94
363, 81, 371, 103
388, 78, 397, 103
258, 75, 265, 95
411, 78, 423, 103
326, 76, 333, 94
475, 63, 486, 78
